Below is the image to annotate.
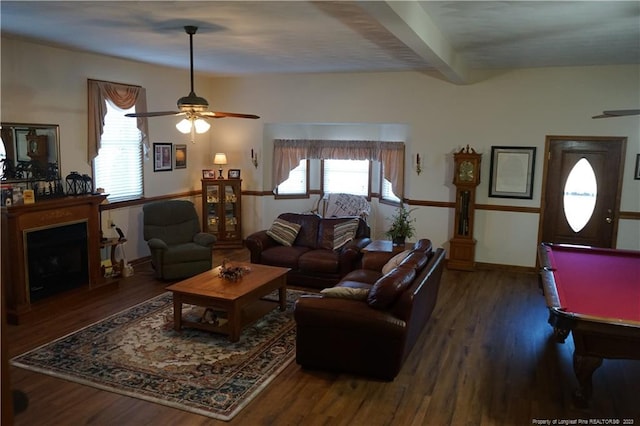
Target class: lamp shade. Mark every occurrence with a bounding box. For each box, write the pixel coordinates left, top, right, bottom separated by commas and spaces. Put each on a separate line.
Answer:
213, 153, 228, 165
193, 118, 210, 133
176, 117, 211, 134
175, 118, 192, 134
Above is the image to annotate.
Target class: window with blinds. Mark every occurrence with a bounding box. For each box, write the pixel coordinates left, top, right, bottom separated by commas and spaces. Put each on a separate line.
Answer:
276, 159, 308, 196
93, 101, 143, 202
322, 159, 370, 196
381, 178, 401, 203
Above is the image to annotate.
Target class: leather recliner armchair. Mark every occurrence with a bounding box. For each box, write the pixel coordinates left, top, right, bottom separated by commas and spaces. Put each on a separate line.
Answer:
143, 200, 216, 280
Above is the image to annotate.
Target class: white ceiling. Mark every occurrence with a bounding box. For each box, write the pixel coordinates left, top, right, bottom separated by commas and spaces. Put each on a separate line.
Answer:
1, 1, 639, 84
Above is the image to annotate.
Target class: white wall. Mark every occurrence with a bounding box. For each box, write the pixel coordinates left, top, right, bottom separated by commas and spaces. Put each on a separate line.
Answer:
2, 36, 639, 267
1, 37, 216, 263
208, 67, 640, 267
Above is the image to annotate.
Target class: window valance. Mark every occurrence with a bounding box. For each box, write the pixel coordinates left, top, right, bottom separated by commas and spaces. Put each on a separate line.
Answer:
88, 79, 149, 162
273, 139, 405, 199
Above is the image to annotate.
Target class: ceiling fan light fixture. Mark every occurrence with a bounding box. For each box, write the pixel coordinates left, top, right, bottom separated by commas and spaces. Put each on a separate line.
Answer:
194, 118, 210, 133
176, 118, 192, 134
176, 117, 211, 134
124, 25, 259, 126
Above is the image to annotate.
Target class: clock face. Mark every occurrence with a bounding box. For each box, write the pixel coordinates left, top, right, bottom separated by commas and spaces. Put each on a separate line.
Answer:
459, 160, 475, 182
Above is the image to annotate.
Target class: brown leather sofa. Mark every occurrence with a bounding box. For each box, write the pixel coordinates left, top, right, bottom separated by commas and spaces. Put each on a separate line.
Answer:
244, 213, 371, 289
293, 239, 445, 380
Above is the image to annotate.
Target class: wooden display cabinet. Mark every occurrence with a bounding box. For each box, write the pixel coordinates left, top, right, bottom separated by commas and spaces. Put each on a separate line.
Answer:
449, 145, 482, 271
201, 178, 243, 248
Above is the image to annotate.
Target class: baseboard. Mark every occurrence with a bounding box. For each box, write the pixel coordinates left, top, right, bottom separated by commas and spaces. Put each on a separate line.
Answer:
475, 262, 537, 274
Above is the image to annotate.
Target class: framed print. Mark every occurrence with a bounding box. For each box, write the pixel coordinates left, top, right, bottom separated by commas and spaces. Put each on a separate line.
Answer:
635, 154, 640, 180
202, 169, 216, 179
174, 144, 187, 169
153, 143, 172, 172
489, 146, 536, 199
228, 169, 241, 179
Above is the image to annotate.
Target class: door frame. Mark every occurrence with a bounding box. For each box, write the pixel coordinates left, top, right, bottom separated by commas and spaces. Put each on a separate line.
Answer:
537, 135, 626, 248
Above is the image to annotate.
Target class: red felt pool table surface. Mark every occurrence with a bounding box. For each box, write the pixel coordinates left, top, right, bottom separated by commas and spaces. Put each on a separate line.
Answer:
539, 243, 640, 323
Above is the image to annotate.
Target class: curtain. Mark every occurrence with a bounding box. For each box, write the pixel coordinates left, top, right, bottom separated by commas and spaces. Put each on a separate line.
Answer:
87, 79, 149, 162
273, 139, 405, 199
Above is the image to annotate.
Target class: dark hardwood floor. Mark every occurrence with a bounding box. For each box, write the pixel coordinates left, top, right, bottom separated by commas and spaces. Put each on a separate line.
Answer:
6, 248, 640, 425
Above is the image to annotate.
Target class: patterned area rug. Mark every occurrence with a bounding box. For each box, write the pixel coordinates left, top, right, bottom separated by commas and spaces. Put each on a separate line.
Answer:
12, 290, 304, 421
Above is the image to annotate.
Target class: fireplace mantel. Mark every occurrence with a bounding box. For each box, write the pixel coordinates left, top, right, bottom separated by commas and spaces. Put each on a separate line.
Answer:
1, 195, 111, 324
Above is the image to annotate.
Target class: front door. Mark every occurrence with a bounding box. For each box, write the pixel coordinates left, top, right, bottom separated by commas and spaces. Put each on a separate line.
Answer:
539, 136, 626, 248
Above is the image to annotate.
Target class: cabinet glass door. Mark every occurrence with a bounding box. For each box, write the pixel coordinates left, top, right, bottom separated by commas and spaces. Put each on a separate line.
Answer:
223, 183, 239, 238
205, 183, 220, 235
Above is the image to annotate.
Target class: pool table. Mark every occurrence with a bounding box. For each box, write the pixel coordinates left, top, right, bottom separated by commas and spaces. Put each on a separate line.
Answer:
537, 243, 640, 407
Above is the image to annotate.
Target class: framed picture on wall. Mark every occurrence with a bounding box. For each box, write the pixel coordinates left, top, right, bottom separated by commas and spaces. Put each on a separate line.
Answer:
228, 169, 241, 179
153, 143, 172, 172
635, 154, 640, 180
174, 144, 187, 169
488, 146, 536, 199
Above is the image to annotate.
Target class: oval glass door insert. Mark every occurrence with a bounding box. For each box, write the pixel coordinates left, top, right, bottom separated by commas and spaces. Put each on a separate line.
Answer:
563, 158, 597, 233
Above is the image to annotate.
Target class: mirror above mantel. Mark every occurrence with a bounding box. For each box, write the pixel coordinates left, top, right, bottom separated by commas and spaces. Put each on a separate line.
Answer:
1, 122, 61, 180
1, 122, 61, 188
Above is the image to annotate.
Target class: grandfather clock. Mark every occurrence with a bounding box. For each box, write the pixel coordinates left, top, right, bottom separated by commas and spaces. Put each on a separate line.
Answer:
449, 145, 481, 271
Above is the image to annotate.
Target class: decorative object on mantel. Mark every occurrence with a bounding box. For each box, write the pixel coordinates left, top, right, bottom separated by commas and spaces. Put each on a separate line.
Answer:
251, 148, 258, 168
416, 153, 422, 175
1, 123, 66, 201
65, 172, 93, 195
385, 204, 417, 246
218, 259, 251, 282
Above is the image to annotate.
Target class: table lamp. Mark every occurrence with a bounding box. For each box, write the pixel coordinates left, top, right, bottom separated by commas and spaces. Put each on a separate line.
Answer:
213, 153, 227, 179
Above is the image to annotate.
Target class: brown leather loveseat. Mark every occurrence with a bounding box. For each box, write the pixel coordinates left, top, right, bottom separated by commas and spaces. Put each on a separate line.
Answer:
244, 213, 371, 288
293, 239, 445, 380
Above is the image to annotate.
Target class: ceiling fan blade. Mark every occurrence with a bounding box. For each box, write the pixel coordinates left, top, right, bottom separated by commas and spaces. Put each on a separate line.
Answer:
125, 27, 258, 125
592, 109, 640, 119
125, 111, 182, 118
199, 111, 260, 119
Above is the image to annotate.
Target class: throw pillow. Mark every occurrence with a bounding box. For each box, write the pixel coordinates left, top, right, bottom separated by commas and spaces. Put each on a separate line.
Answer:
381, 250, 412, 275
266, 218, 301, 247
321, 286, 370, 300
333, 218, 360, 250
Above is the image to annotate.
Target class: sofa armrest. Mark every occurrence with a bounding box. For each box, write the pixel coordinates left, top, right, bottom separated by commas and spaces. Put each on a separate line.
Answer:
244, 230, 278, 263
337, 237, 371, 273
147, 238, 168, 251
193, 232, 216, 247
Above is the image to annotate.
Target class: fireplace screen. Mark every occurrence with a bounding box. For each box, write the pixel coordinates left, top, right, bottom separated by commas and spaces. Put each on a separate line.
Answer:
25, 221, 89, 302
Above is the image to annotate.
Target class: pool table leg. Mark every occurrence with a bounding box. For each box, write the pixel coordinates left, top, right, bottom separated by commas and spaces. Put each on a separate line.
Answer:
572, 353, 603, 408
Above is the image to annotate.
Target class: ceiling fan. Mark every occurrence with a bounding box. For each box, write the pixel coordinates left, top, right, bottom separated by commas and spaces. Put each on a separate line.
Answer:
592, 109, 640, 119
126, 25, 259, 137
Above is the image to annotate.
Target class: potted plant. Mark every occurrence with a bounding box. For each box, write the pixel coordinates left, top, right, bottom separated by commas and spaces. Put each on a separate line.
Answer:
385, 205, 417, 245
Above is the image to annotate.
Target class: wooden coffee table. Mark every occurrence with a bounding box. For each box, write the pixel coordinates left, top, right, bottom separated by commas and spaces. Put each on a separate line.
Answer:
165, 262, 290, 342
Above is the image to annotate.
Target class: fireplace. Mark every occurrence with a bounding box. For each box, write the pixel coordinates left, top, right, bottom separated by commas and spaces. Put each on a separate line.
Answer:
1, 194, 109, 324
26, 221, 89, 302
